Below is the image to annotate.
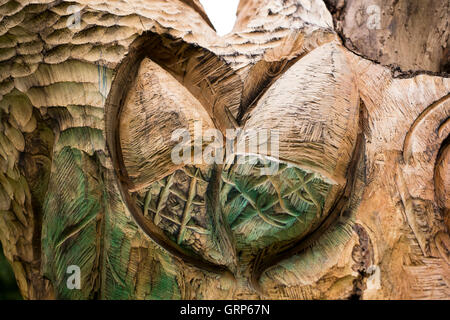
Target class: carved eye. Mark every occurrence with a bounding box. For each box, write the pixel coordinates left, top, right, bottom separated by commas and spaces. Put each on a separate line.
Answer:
118, 58, 225, 265
222, 43, 362, 288
106, 33, 241, 273
224, 45, 358, 242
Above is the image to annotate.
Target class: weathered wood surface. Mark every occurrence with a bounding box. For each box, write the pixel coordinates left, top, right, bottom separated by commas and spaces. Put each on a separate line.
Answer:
0, 0, 448, 300
324, 0, 449, 75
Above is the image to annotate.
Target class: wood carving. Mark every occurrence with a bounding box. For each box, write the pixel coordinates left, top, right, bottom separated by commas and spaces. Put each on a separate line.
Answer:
0, 0, 448, 300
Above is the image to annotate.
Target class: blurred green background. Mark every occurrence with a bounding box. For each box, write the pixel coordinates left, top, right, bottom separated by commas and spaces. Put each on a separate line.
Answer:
0, 243, 22, 300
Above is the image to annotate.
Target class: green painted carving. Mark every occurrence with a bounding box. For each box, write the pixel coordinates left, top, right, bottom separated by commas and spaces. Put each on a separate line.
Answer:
222, 156, 332, 249
41, 144, 181, 299
133, 156, 336, 268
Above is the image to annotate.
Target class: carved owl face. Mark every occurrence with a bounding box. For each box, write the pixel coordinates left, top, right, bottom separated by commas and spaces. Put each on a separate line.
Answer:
0, 0, 448, 300
104, 21, 449, 297
104, 25, 367, 292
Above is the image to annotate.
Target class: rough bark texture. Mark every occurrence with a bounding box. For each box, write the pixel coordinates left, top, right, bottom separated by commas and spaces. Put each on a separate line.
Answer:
324, 0, 449, 75
0, 0, 448, 300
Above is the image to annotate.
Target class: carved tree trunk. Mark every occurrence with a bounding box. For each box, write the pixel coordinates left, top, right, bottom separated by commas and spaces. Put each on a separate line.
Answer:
0, 0, 448, 300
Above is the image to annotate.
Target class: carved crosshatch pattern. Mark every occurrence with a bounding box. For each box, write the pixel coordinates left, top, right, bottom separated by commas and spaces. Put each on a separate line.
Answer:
0, 0, 448, 300
137, 168, 210, 246
221, 157, 332, 246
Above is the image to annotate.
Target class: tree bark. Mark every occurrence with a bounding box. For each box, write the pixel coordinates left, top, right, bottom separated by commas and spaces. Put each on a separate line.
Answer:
324, 0, 449, 75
